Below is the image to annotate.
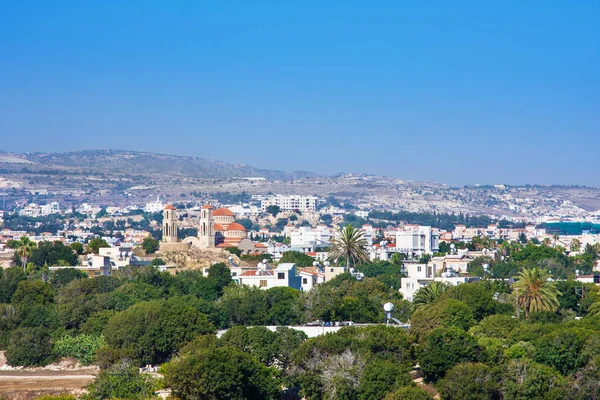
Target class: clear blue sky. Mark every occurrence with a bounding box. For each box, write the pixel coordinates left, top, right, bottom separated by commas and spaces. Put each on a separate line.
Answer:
1, 1, 599, 186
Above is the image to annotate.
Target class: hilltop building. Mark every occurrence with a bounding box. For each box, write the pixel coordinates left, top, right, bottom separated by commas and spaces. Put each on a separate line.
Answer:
160, 204, 266, 255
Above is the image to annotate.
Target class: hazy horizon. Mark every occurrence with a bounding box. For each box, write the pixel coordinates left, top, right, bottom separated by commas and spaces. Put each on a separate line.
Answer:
1, 1, 598, 186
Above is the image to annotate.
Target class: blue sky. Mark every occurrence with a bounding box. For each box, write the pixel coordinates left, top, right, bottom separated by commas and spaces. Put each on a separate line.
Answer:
1, 1, 599, 186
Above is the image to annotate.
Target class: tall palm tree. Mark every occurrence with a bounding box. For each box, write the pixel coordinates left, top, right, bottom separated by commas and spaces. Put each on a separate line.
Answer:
570, 238, 581, 253
329, 225, 369, 271
15, 236, 36, 271
552, 233, 560, 248
510, 268, 560, 319
412, 281, 449, 309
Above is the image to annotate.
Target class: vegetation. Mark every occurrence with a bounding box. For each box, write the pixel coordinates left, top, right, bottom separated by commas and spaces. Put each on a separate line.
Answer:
0, 237, 598, 399
329, 225, 369, 270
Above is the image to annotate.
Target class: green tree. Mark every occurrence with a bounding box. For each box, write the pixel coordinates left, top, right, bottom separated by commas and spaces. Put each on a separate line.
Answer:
103, 299, 215, 365
279, 250, 316, 267
510, 268, 561, 319
437, 363, 500, 400
11, 280, 54, 305
384, 386, 433, 400
534, 328, 590, 375
70, 241, 84, 255
0, 266, 26, 303
410, 299, 475, 339
163, 346, 280, 400
418, 326, 481, 382
501, 359, 568, 400
6, 327, 53, 367
329, 225, 369, 271
15, 236, 36, 270
28, 241, 78, 267
266, 205, 281, 217
86, 237, 110, 255
357, 358, 413, 400
84, 361, 156, 399
412, 282, 449, 309
220, 285, 269, 326
442, 282, 496, 321
50, 268, 87, 288
141, 236, 159, 254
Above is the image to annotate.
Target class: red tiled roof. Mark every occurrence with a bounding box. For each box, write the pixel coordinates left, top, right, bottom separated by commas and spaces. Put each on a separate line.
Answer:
227, 223, 246, 231
201, 204, 214, 209
214, 223, 225, 231
213, 207, 235, 216
164, 204, 176, 210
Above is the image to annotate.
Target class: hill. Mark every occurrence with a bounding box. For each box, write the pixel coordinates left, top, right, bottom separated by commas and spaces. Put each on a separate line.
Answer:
0, 149, 319, 180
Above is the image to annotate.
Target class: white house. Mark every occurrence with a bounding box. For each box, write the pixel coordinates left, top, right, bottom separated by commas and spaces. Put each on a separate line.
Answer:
235, 263, 302, 290
400, 261, 480, 301
290, 226, 332, 251
396, 226, 439, 255
261, 195, 318, 213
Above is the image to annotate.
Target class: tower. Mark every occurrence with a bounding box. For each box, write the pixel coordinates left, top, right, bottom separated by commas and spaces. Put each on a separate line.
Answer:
198, 204, 215, 248
162, 205, 178, 243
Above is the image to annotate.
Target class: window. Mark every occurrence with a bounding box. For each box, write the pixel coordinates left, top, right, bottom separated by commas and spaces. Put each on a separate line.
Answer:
232, 272, 237, 277
277, 273, 285, 280
330, 268, 334, 272
303, 278, 308, 284
417, 266, 422, 272
259, 280, 267, 287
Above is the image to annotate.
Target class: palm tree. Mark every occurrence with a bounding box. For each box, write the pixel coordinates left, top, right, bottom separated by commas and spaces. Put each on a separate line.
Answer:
329, 225, 369, 271
510, 268, 561, 319
15, 236, 36, 271
552, 233, 560, 248
571, 238, 581, 253
587, 301, 600, 316
412, 281, 449, 309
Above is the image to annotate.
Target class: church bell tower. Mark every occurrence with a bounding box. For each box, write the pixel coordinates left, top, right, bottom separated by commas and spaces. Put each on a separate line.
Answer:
198, 204, 215, 248
162, 205, 178, 243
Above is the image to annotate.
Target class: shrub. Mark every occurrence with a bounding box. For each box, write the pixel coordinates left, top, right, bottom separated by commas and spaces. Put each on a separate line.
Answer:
54, 334, 106, 365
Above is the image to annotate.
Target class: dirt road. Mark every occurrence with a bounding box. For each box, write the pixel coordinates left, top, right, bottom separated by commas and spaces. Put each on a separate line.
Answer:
0, 370, 96, 399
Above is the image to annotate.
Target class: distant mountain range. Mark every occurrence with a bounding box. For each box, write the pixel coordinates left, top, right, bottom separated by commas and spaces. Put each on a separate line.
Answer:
0, 149, 320, 180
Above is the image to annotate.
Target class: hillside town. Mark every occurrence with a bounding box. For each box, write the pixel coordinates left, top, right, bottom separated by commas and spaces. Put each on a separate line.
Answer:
2, 194, 599, 291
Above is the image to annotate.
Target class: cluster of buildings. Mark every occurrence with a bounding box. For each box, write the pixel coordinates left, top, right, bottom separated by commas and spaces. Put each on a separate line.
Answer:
19, 202, 60, 217
3, 193, 600, 300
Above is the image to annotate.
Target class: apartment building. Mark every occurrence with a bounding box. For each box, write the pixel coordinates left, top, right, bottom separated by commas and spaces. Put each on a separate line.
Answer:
260, 195, 318, 212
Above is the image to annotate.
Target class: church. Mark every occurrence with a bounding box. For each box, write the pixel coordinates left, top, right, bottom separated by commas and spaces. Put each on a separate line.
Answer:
160, 204, 267, 255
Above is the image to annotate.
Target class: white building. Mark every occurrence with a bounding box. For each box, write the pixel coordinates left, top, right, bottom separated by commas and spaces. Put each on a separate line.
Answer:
261, 195, 318, 213
399, 262, 480, 301
76, 203, 102, 216
355, 210, 370, 218
235, 263, 302, 290
228, 204, 260, 218
290, 226, 332, 251
19, 202, 60, 217
395, 226, 439, 255
144, 199, 165, 213
299, 269, 326, 291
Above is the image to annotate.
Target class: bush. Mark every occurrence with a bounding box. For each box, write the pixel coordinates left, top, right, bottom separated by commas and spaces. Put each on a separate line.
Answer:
436, 363, 500, 400
6, 327, 53, 367
384, 386, 433, 400
534, 328, 590, 375
54, 334, 106, 365
418, 327, 481, 382
501, 359, 568, 400
103, 299, 215, 365
410, 299, 475, 339
163, 346, 280, 400
83, 361, 156, 399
